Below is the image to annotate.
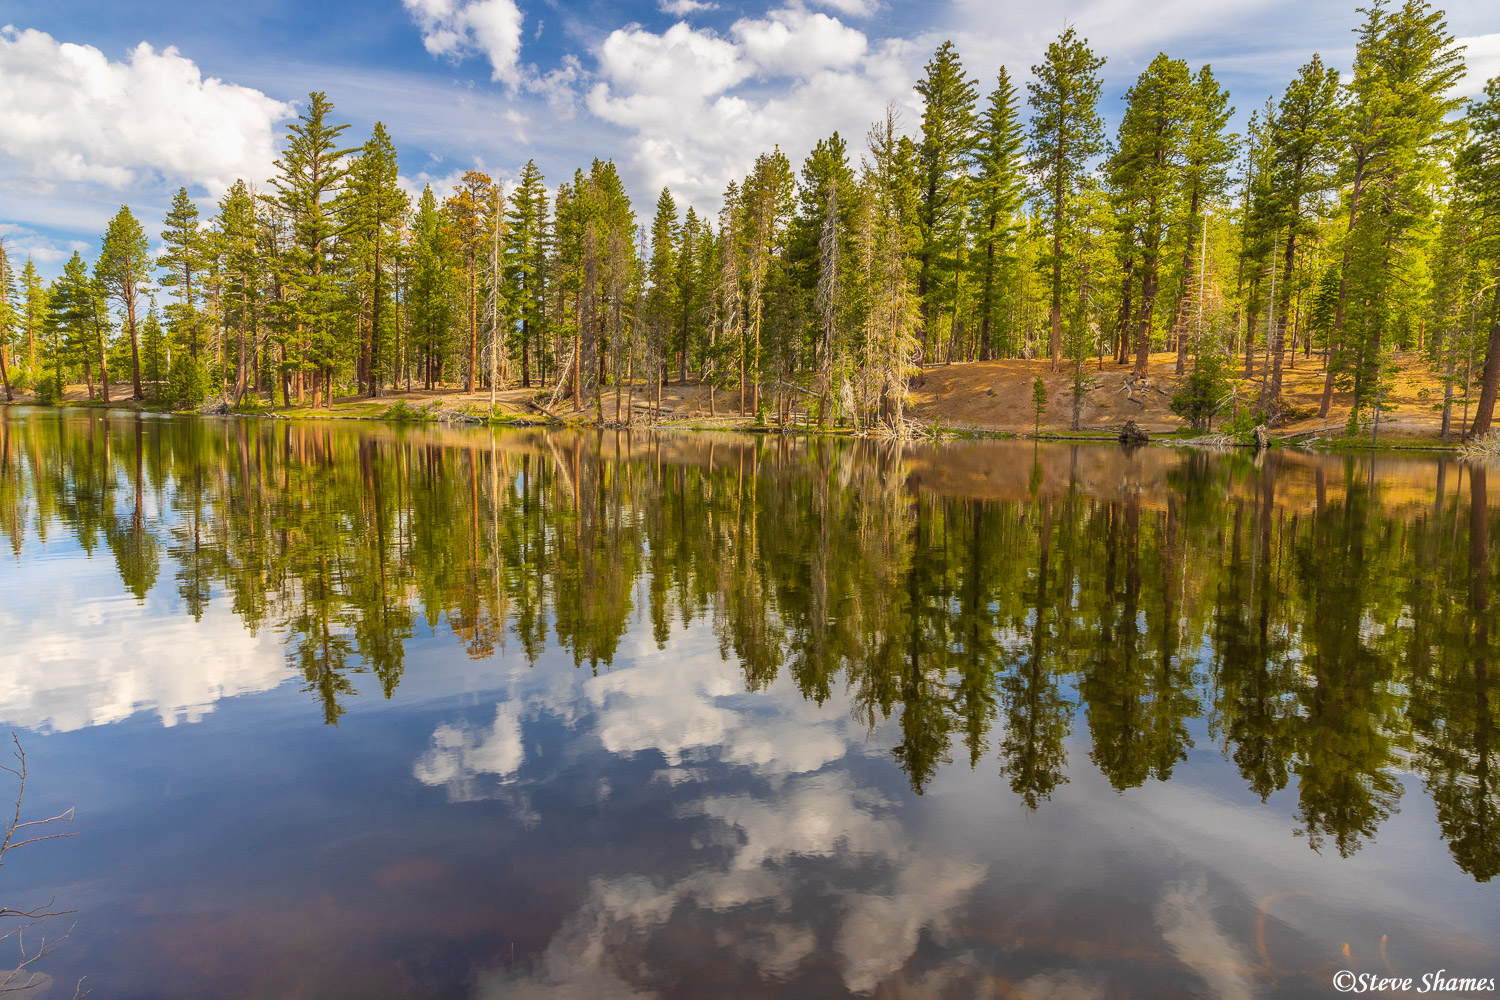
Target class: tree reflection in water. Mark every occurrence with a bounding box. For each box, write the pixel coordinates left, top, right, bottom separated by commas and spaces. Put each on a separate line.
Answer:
2, 410, 1496, 880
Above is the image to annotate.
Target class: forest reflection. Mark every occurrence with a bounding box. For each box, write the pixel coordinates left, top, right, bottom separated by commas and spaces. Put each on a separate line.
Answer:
2, 410, 1497, 883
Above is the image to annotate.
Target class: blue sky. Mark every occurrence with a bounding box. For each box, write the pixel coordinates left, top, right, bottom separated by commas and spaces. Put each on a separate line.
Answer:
1, 0, 1497, 277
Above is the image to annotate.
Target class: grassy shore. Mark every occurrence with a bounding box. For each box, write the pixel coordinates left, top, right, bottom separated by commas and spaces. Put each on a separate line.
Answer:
0, 349, 1473, 450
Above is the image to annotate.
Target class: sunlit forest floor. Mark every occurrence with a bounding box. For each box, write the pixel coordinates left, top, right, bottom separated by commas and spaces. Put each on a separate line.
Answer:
10, 349, 1458, 444
906, 350, 1452, 442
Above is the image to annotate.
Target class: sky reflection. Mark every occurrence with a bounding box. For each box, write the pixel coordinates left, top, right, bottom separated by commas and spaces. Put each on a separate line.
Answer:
0, 411, 1494, 998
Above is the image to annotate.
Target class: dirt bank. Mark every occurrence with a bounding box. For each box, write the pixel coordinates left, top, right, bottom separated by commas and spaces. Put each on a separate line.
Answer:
1, 350, 1458, 443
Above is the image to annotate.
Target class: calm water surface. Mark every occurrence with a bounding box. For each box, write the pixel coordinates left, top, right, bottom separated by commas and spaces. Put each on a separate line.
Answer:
0, 409, 1495, 999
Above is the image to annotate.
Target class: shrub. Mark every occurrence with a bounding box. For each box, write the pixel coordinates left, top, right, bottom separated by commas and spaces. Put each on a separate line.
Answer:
1170, 359, 1232, 432
166, 353, 210, 410
1225, 406, 1260, 443
381, 399, 432, 422
33, 371, 63, 406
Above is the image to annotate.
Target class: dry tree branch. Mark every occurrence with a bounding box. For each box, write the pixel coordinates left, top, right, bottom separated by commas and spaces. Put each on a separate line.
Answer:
0, 734, 82, 996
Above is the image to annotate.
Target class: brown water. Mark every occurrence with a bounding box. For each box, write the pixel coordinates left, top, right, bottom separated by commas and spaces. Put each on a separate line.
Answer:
0, 408, 1494, 998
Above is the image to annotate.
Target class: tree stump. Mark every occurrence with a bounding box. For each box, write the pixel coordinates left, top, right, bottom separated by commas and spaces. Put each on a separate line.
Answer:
1119, 420, 1150, 444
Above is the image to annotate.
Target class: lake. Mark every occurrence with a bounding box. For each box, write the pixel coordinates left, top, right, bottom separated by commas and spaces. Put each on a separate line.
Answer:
0, 408, 1495, 999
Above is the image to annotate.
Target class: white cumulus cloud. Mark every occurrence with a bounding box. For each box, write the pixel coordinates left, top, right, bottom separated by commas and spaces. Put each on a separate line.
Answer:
0, 26, 292, 198
586, 7, 921, 210
403, 0, 526, 85
0, 595, 293, 733
658, 0, 719, 15
1155, 878, 1262, 1000
473, 772, 988, 998
414, 702, 527, 800
735, 6, 868, 75
1458, 33, 1500, 98
810, 0, 881, 18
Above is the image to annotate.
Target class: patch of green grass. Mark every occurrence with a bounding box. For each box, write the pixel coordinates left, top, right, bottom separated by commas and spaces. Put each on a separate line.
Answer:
381, 399, 434, 422
232, 396, 276, 415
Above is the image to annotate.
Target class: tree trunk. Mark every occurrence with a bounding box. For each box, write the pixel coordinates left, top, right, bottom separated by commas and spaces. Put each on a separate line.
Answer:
1320, 165, 1366, 418
1170, 188, 1202, 376
369, 239, 381, 399
466, 257, 477, 393
92, 299, 110, 404
979, 231, 994, 362
1115, 257, 1133, 366
521, 318, 531, 387
1469, 281, 1500, 438
1133, 262, 1157, 379
233, 286, 248, 406
1050, 173, 1063, 372
1270, 227, 1296, 407
1244, 303, 1257, 379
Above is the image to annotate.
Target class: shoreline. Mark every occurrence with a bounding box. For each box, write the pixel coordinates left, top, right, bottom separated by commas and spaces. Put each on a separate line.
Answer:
0, 396, 1472, 455
0, 350, 1474, 453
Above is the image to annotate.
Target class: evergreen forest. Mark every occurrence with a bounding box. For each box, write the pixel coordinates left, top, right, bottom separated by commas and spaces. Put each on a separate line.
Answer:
1, 0, 1498, 439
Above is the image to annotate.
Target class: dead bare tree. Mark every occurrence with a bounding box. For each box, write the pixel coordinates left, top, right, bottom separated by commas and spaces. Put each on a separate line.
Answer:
0, 735, 84, 997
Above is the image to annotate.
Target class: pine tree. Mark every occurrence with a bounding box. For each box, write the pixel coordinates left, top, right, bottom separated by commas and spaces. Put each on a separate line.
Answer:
505, 160, 550, 387
445, 170, 494, 394
1321, 0, 1465, 419
214, 180, 261, 404
645, 188, 679, 392
343, 122, 408, 397
1261, 55, 1341, 406
140, 308, 169, 400
1461, 76, 1500, 436
0, 237, 13, 401
862, 105, 922, 430
1065, 183, 1110, 428
674, 205, 705, 384
20, 258, 43, 375
971, 67, 1026, 360
587, 159, 636, 421
789, 132, 860, 414
1169, 66, 1236, 374
740, 149, 794, 414
914, 41, 978, 367
1235, 106, 1272, 378
814, 183, 841, 419
35, 282, 67, 404
159, 187, 205, 359
707, 181, 743, 417
550, 173, 587, 410
410, 185, 457, 390
97, 204, 153, 399
1028, 26, 1106, 371
482, 178, 508, 403
1109, 53, 1192, 377
48, 253, 96, 401
269, 91, 353, 406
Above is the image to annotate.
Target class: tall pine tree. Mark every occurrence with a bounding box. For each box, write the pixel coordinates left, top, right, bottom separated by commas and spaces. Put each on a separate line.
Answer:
971, 67, 1026, 360
1028, 27, 1106, 371
914, 41, 978, 367
269, 91, 353, 406
97, 205, 153, 399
